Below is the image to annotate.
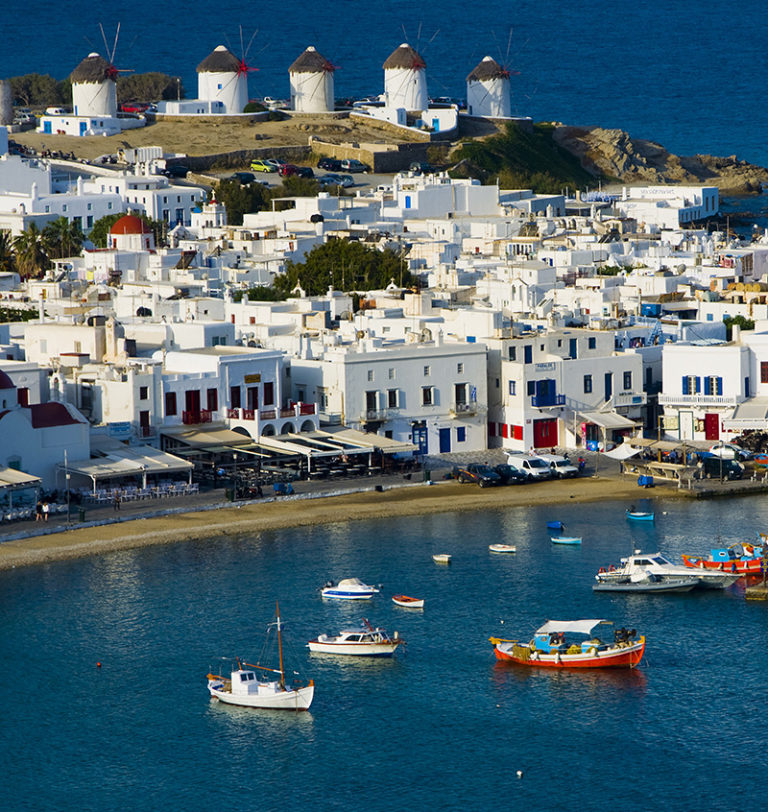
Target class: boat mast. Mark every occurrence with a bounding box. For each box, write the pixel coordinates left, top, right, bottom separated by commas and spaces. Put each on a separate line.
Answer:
276, 601, 285, 690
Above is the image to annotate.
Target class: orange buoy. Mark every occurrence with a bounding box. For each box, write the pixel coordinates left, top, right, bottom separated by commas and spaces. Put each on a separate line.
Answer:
97, 662, 102, 668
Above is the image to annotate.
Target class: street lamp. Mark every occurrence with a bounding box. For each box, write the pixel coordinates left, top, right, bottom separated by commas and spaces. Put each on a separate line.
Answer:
233, 452, 238, 499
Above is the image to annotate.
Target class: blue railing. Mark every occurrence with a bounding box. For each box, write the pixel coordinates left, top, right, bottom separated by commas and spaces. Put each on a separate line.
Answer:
531, 394, 565, 407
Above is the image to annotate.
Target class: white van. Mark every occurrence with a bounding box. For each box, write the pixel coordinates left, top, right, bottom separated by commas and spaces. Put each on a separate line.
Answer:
537, 453, 580, 478
505, 453, 553, 481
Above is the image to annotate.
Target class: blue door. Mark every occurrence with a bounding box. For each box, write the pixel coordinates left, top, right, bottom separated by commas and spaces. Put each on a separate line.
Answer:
412, 423, 428, 455
569, 338, 577, 359
79, 121, 87, 135
439, 427, 451, 453
43, 121, 51, 134
432, 118, 440, 132
604, 372, 613, 400
535, 379, 557, 407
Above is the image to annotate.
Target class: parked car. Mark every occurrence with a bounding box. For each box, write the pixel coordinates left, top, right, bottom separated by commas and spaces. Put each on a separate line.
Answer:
279, 163, 299, 177
504, 453, 553, 481
226, 171, 256, 185
339, 158, 370, 173
318, 173, 355, 188
707, 442, 750, 460
537, 453, 580, 478
698, 457, 744, 480
452, 463, 502, 487
161, 164, 189, 178
266, 158, 287, 169
250, 159, 277, 173
317, 157, 342, 171
493, 464, 528, 485
409, 161, 436, 175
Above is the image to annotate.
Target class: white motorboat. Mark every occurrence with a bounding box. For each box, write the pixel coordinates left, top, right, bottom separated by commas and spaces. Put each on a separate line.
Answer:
320, 577, 379, 600
433, 553, 452, 564
206, 603, 314, 711
308, 620, 404, 657
489, 544, 517, 554
596, 551, 740, 590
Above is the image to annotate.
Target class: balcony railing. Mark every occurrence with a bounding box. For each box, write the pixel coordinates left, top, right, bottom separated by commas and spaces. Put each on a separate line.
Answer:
361, 409, 390, 422
181, 410, 213, 425
531, 394, 565, 408
260, 409, 277, 420
242, 408, 255, 420
227, 408, 240, 419
451, 401, 477, 416
658, 394, 739, 406
138, 425, 155, 438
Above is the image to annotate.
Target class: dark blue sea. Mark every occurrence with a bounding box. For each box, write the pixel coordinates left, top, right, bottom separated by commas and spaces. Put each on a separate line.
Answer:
4, 1, 768, 165
2, 495, 768, 811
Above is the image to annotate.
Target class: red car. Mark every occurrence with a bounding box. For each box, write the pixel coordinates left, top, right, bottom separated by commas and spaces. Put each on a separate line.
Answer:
279, 164, 314, 178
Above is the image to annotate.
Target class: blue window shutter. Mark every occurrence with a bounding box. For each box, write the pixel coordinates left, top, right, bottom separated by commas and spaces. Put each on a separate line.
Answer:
695, 376, 701, 394
717, 378, 723, 396
682, 376, 689, 395
704, 378, 711, 396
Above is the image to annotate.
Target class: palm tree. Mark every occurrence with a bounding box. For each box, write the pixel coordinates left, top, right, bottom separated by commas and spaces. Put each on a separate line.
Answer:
13, 223, 49, 280
0, 230, 16, 274
42, 216, 84, 260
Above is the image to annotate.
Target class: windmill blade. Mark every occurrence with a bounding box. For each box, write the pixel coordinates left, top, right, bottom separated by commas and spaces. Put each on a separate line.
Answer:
111, 22, 121, 64
99, 23, 111, 58
243, 29, 259, 62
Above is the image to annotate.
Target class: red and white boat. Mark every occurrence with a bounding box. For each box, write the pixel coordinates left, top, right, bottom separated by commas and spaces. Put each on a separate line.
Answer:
681, 542, 765, 576
392, 594, 424, 608
490, 619, 645, 669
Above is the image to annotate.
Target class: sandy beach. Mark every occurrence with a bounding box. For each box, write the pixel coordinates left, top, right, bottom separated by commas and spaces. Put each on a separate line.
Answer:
0, 475, 678, 572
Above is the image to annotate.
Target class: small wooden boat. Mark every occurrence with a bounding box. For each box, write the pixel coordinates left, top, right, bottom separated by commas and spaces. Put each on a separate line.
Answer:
551, 536, 581, 545
489, 544, 517, 554
626, 510, 654, 521
490, 619, 645, 669
546, 521, 565, 531
682, 541, 764, 575
392, 594, 425, 609
432, 553, 452, 564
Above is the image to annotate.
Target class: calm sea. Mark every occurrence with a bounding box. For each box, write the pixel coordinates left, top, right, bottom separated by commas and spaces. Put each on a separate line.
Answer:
4, 1, 768, 165
2, 495, 768, 811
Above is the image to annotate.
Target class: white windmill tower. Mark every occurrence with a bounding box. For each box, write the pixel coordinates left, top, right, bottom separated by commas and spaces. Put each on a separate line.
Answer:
383, 43, 428, 111
71, 53, 119, 118
196, 45, 251, 114
289, 46, 335, 113
466, 56, 511, 118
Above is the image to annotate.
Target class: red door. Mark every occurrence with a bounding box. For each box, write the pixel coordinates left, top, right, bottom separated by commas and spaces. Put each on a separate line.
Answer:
704, 413, 720, 441
533, 418, 558, 448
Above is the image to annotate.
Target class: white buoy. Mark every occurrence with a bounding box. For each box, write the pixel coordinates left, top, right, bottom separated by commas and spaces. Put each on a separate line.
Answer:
516, 770, 523, 779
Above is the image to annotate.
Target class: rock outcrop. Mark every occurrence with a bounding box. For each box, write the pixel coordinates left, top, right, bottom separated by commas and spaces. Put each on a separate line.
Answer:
553, 125, 768, 194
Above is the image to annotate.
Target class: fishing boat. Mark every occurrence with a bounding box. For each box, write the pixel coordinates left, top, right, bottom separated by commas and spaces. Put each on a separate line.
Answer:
490, 619, 645, 669
546, 521, 565, 531
626, 510, 654, 521
433, 553, 452, 564
307, 619, 404, 657
593, 574, 699, 593
596, 551, 740, 590
206, 603, 314, 710
392, 594, 424, 608
489, 544, 517, 554
320, 577, 379, 599
551, 536, 581, 545
681, 541, 765, 576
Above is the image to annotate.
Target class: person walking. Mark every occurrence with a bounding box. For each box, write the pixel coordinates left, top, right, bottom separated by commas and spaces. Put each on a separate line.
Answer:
35, 500, 43, 522
42, 501, 49, 522
113, 491, 121, 512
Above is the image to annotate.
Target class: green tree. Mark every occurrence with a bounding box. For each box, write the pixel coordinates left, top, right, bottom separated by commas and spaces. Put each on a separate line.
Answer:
10, 73, 69, 107
724, 314, 754, 340
0, 230, 16, 275
0, 305, 38, 322
213, 180, 271, 226
42, 217, 84, 260
275, 239, 413, 298
233, 286, 285, 302
13, 224, 49, 280
117, 73, 184, 103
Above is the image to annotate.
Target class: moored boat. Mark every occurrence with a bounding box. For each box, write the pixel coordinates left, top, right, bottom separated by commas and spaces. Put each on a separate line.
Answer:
206, 603, 314, 710
626, 510, 654, 521
597, 551, 739, 590
392, 594, 424, 608
593, 575, 699, 594
433, 553, 452, 564
489, 544, 517, 554
681, 541, 765, 576
551, 536, 581, 545
307, 619, 404, 657
490, 619, 645, 669
546, 521, 565, 531
321, 577, 379, 599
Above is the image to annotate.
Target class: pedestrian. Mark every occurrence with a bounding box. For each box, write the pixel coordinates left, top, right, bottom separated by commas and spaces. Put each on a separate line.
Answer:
42, 501, 49, 522
35, 500, 43, 522
113, 491, 121, 512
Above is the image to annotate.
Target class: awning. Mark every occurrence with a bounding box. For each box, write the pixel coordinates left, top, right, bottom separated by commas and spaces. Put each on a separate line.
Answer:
536, 619, 608, 636
159, 425, 257, 449
321, 427, 418, 455
63, 441, 193, 482
628, 438, 711, 452
604, 444, 642, 460
580, 411, 638, 430
731, 397, 768, 420
0, 467, 41, 487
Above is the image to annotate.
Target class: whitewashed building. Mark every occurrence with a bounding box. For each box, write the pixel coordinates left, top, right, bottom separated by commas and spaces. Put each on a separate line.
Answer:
196, 45, 248, 114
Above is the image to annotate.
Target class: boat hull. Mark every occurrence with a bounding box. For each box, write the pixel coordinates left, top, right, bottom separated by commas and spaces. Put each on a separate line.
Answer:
681, 554, 761, 576
593, 579, 697, 593
493, 638, 645, 669
308, 640, 399, 656
321, 589, 376, 599
551, 537, 581, 545
433, 555, 451, 564
626, 512, 654, 521
208, 683, 314, 710
489, 545, 517, 554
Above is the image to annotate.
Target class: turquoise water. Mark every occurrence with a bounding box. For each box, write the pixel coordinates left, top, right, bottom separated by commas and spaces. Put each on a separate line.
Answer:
2, 495, 768, 810
5, 0, 768, 164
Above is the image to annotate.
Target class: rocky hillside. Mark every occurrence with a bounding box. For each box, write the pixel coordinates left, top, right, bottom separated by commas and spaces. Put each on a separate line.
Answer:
553, 125, 768, 194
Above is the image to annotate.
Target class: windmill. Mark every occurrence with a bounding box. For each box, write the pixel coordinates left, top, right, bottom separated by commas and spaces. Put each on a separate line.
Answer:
197, 28, 258, 114
289, 46, 336, 113
71, 24, 134, 118
466, 28, 522, 119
